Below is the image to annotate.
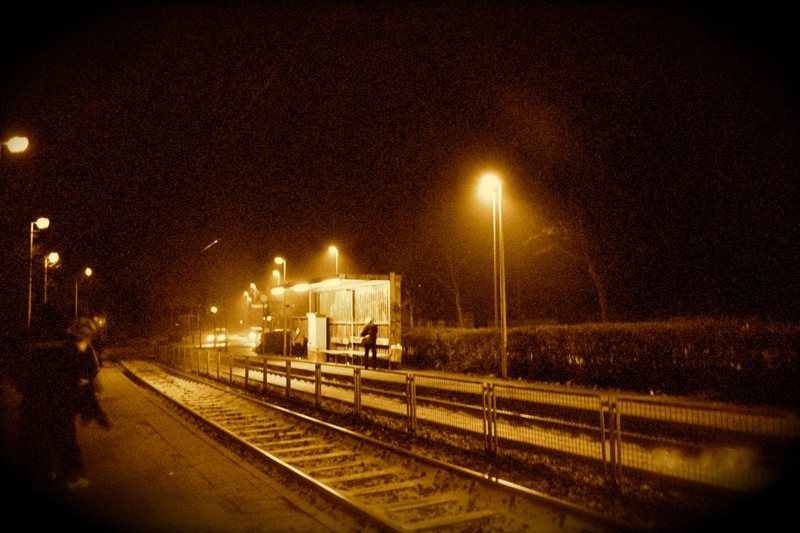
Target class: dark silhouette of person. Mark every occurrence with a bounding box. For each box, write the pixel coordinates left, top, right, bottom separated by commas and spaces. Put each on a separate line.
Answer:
360, 317, 378, 370
11, 307, 110, 493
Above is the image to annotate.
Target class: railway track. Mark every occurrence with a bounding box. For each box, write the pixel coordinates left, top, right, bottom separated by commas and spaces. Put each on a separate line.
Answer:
119, 360, 633, 533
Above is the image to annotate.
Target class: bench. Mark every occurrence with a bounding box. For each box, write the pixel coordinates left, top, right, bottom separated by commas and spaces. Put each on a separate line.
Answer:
317, 344, 402, 369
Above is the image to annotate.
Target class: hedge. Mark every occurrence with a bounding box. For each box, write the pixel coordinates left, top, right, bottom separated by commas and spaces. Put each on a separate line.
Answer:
401, 319, 800, 409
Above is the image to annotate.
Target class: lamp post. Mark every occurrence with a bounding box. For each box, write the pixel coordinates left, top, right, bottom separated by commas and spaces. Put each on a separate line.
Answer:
271, 269, 280, 333
210, 306, 218, 350
28, 217, 50, 329
260, 294, 268, 328
248, 283, 258, 328
478, 173, 507, 379
244, 290, 252, 327
274, 257, 287, 357
328, 245, 339, 276
1, 136, 29, 158
43, 252, 60, 304
75, 267, 93, 319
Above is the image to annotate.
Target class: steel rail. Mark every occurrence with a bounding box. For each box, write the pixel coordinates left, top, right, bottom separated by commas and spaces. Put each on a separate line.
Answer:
118, 359, 636, 533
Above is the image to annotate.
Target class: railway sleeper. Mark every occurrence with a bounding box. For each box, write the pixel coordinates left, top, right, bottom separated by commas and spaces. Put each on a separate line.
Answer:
217, 416, 268, 427
244, 436, 288, 447
245, 428, 302, 440
402, 508, 497, 531
289, 450, 357, 464
257, 437, 319, 448
343, 478, 424, 497
305, 460, 371, 476
318, 467, 406, 486
236, 425, 293, 436
382, 493, 466, 513
268, 443, 335, 455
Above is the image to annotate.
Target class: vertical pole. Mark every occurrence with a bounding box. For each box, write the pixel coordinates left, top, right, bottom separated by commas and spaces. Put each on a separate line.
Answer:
498, 182, 508, 379
43, 259, 48, 304
492, 194, 499, 330
282, 262, 287, 357
27, 224, 34, 329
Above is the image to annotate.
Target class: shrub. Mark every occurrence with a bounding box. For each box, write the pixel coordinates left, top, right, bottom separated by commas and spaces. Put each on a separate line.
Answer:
402, 319, 800, 408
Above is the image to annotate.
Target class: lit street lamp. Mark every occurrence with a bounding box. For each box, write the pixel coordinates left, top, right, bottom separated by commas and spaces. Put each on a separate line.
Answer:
28, 217, 50, 329
478, 172, 507, 379
210, 306, 218, 350
75, 267, 93, 319
274, 257, 287, 357
1, 135, 29, 158
43, 252, 60, 304
328, 245, 339, 276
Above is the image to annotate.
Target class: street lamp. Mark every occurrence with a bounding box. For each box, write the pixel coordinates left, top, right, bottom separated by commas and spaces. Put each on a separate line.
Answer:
210, 306, 218, 350
328, 245, 339, 276
478, 172, 507, 379
274, 256, 287, 357
75, 267, 93, 319
28, 217, 50, 329
43, 252, 60, 304
1, 135, 29, 158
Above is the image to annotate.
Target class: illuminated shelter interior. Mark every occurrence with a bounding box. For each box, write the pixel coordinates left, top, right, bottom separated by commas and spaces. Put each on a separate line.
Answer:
300, 273, 402, 361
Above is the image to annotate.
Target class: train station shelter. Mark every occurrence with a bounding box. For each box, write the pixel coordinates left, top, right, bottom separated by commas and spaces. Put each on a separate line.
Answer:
274, 272, 402, 364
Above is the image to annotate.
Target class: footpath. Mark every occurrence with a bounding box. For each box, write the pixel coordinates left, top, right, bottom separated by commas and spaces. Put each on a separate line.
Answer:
0, 363, 354, 533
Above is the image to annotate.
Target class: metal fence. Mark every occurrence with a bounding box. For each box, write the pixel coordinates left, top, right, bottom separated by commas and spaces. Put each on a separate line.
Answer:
154, 344, 800, 492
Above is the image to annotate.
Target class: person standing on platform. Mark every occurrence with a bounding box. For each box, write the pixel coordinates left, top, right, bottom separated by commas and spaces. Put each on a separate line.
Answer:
12, 307, 110, 493
360, 317, 378, 370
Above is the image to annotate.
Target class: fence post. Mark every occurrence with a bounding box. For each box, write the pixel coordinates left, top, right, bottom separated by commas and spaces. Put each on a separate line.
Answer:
353, 367, 361, 417
315, 363, 322, 407
483, 382, 497, 454
285, 360, 292, 399
607, 398, 622, 486
406, 374, 416, 434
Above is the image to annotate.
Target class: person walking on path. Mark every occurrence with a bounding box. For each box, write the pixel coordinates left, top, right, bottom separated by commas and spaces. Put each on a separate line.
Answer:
360, 317, 378, 370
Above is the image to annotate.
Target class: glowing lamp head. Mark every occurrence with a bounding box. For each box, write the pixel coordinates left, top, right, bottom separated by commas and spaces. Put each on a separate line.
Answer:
5, 136, 29, 153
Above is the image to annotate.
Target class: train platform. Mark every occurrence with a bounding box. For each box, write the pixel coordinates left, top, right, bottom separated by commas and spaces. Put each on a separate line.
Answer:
0, 363, 351, 533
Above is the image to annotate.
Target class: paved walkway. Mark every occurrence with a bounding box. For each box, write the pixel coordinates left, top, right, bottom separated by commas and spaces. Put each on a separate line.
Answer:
0, 364, 353, 533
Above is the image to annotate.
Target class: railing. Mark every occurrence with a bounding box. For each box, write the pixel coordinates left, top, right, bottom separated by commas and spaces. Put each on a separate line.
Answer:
154, 344, 800, 492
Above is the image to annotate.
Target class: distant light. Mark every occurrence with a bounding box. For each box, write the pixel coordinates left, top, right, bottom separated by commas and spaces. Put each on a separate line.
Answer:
291, 283, 309, 293
84, 267, 93, 277
210, 306, 218, 314
46, 252, 60, 265
274, 257, 285, 265
35, 217, 50, 230
271, 287, 285, 296
201, 239, 220, 252
5, 136, 29, 153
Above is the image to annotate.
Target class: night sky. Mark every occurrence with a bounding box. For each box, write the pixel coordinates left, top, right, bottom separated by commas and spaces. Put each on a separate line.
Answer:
1, 1, 798, 333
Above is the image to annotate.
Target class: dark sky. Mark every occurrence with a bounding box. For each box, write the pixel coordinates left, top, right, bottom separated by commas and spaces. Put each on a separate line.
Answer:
1, 1, 798, 331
